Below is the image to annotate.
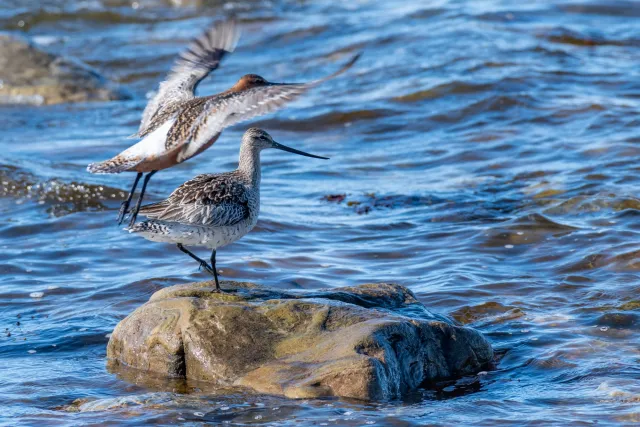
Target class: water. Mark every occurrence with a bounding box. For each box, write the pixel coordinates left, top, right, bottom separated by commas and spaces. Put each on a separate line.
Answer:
1, 0, 639, 425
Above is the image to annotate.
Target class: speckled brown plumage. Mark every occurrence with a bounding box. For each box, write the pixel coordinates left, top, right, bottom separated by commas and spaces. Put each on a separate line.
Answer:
175, 54, 360, 163
137, 20, 239, 138
129, 128, 327, 290
138, 170, 251, 227
89, 20, 360, 175
163, 97, 209, 150
137, 103, 180, 138
87, 21, 358, 229
87, 153, 142, 173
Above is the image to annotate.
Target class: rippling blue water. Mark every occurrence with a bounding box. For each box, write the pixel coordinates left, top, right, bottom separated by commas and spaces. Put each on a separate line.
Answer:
1, 0, 639, 425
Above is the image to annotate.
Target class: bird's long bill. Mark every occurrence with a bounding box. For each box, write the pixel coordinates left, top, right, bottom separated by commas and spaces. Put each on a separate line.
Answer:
272, 141, 329, 160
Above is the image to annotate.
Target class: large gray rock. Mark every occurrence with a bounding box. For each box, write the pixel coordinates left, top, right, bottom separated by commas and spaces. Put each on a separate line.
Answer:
107, 282, 493, 400
0, 34, 129, 105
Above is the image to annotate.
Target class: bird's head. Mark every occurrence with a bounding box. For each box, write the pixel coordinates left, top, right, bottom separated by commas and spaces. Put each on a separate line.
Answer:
231, 74, 269, 91
241, 128, 329, 159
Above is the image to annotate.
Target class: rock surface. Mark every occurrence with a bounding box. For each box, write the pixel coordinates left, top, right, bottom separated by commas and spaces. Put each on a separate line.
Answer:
0, 34, 129, 105
107, 282, 493, 400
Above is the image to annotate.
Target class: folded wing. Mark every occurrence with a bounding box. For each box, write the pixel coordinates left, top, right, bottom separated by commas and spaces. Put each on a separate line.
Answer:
138, 172, 250, 227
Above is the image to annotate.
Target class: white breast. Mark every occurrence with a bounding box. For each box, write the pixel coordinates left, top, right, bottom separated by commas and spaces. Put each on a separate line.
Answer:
133, 215, 258, 250
123, 120, 175, 158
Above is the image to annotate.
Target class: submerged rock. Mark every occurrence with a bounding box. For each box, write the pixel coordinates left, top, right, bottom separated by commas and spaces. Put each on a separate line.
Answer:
595, 312, 639, 330
322, 192, 444, 215
0, 34, 129, 105
107, 282, 493, 400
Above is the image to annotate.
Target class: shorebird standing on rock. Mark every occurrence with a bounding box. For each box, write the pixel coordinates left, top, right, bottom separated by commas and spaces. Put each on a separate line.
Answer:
86, 19, 359, 228
128, 128, 328, 291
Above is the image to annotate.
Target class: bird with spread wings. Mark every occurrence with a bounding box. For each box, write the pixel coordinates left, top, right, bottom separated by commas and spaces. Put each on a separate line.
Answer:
87, 19, 360, 228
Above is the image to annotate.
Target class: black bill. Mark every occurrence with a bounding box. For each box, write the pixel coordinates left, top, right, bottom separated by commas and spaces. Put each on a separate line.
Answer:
272, 141, 329, 160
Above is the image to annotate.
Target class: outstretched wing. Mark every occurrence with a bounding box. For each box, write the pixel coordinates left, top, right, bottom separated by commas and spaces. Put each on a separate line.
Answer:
175, 84, 306, 162
175, 53, 361, 163
138, 172, 250, 227
136, 20, 240, 138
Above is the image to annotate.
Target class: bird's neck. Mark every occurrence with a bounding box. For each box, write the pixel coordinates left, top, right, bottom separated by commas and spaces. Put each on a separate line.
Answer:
238, 145, 261, 186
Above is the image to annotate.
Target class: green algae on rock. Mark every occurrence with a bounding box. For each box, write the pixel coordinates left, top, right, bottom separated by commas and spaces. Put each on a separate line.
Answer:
107, 282, 493, 400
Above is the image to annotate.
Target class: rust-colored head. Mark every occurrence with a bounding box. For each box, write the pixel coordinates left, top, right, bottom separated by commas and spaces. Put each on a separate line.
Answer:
230, 74, 269, 92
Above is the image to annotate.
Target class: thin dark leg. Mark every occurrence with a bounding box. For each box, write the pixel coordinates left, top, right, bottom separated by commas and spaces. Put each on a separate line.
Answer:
117, 172, 142, 225
127, 170, 157, 228
210, 249, 220, 291
177, 244, 215, 275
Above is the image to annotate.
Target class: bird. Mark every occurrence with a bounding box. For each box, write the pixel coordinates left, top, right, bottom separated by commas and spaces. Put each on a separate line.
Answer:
86, 19, 360, 228
128, 128, 328, 291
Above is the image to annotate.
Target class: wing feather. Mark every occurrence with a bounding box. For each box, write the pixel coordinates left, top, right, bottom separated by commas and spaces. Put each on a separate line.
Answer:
175, 84, 306, 162
175, 53, 361, 163
138, 172, 250, 227
136, 20, 240, 137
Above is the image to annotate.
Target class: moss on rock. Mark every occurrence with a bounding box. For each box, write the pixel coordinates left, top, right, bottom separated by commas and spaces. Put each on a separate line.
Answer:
107, 281, 493, 400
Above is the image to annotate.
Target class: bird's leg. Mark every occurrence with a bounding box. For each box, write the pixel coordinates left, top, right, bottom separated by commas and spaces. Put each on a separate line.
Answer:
177, 244, 215, 275
210, 249, 220, 291
117, 172, 142, 224
127, 170, 157, 228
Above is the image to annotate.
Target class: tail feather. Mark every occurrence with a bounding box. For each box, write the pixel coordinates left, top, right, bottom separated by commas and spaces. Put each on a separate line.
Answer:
87, 155, 141, 174
128, 219, 170, 235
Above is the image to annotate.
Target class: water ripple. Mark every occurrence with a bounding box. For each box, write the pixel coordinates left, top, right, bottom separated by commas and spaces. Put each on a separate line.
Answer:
1, 0, 640, 425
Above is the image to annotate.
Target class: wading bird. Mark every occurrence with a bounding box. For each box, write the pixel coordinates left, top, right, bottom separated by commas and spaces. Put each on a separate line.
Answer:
128, 128, 327, 291
87, 19, 359, 228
